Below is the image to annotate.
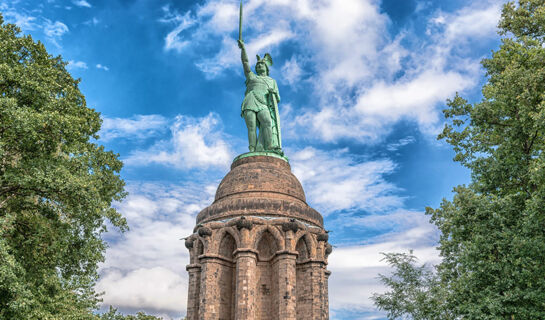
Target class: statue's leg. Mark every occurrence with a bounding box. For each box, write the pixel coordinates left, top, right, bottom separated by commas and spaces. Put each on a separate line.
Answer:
243, 110, 257, 152
256, 109, 272, 150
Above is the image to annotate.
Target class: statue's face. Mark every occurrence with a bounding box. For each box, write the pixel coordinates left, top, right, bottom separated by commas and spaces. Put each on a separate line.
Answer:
256, 62, 267, 76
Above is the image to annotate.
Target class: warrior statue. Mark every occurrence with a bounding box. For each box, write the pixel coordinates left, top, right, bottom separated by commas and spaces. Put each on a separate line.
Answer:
237, 1, 282, 154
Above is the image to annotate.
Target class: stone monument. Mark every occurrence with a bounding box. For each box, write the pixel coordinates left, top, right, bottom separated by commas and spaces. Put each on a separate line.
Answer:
183, 2, 331, 319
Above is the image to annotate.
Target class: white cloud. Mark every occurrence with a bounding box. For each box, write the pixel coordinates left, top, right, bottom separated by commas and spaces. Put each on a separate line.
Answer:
386, 136, 416, 152
72, 0, 91, 8
43, 20, 68, 38
0, 6, 38, 31
430, 3, 501, 43
290, 147, 402, 215
99, 114, 168, 141
84, 17, 100, 26
280, 56, 304, 87
124, 113, 233, 170
328, 210, 440, 311
165, 0, 502, 143
195, 28, 294, 79
97, 267, 187, 314
97, 182, 217, 316
163, 11, 197, 53
67, 60, 88, 70
96, 63, 110, 71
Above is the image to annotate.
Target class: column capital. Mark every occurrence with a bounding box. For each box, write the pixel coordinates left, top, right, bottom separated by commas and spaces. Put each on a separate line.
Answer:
186, 264, 202, 271
233, 248, 259, 258
198, 254, 234, 266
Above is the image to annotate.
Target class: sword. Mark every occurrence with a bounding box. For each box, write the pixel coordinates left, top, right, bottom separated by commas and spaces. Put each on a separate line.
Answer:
238, 0, 243, 41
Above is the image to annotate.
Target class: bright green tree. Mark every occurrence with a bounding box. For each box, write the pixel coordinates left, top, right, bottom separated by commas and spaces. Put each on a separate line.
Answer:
0, 14, 128, 319
374, 0, 545, 318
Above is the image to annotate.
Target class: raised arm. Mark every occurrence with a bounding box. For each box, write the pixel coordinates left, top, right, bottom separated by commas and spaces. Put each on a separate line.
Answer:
238, 40, 251, 77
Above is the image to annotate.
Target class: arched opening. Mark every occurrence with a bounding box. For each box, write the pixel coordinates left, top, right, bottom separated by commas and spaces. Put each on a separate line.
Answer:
296, 236, 312, 318
257, 230, 278, 261
296, 236, 309, 262
218, 232, 236, 319
255, 230, 279, 320
219, 232, 236, 260
197, 239, 204, 256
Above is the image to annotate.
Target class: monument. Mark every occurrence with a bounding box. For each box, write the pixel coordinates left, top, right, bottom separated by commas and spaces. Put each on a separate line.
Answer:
183, 2, 331, 319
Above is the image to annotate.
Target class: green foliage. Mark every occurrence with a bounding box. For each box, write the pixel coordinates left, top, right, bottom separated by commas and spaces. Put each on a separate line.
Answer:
0, 14, 128, 319
99, 307, 163, 320
372, 252, 452, 320
374, 1, 545, 319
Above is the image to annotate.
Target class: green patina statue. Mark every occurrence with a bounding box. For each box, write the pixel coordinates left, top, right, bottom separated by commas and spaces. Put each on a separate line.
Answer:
237, 1, 283, 156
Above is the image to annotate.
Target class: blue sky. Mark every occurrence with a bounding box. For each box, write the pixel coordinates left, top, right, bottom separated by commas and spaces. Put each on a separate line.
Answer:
2, 0, 506, 318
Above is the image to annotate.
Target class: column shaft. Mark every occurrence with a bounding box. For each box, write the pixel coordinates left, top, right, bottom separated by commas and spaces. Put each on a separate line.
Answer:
274, 252, 297, 320
234, 249, 257, 319
198, 257, 223, 320
186, 264, 201, 320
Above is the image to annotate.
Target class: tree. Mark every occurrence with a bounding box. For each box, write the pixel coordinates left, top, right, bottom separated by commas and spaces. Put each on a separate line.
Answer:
99, 306, 163, 320
0, 14, 128, 319
372, 252, 452, 320
373, 1, 545, 318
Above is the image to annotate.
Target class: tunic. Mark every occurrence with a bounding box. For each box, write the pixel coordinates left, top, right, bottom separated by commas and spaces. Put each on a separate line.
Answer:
240, 72, 280, 116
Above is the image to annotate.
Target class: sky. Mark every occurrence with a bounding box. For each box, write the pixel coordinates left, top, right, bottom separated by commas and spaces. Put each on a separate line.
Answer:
1, 0, 508, 318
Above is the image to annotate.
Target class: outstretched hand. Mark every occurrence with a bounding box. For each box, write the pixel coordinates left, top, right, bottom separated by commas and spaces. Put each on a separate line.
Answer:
238, 39, 245, 49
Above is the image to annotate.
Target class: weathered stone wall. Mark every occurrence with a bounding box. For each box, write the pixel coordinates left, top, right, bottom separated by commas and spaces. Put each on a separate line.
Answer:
185, 216, 331, 319
184, 156, 331, 319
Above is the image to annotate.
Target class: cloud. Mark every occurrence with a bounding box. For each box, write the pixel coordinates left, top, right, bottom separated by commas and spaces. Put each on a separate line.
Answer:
97, 267, 187, 314
280, 56, 304, 87
67, 60, 88, 70
43, 20, 68, 38
290, 147, 402, 215
97, 181, 217, 317
124, 113, 233, 170
386, 136, 416, 152
164, 0, 502, 144
195, 29, 294, 79
162, 10, 197, 53
328, 210, 440, 312
96, 63, 110, 71
72, 0, 91, 8
429, 3, 501, 42
84, 17, 100, 26
0, 5, 39, 31
99, 114, 168, 142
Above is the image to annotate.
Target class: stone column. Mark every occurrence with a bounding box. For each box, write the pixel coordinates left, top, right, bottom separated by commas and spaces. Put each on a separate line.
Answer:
324, 270, 331, 320
273, 251, 298, 320
186, 264, 201, 320
198, 256, 224, 320
234, 248, 258, 320
308, 261, 328, 320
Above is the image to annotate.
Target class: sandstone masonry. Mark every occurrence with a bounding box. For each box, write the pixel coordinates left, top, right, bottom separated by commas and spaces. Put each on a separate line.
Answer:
184, 155, 331, 320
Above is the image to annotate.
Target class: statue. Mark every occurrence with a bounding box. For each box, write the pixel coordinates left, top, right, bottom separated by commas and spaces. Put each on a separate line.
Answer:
237, 1, 283, 155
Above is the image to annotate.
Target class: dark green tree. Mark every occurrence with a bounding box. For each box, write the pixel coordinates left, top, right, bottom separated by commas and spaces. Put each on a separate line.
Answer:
0, 14, 128, 319
99, 307, 163, 320
374, 0, 545, 318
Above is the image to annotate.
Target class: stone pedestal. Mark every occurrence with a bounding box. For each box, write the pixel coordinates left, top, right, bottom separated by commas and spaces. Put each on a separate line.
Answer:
184, 156, 332, 320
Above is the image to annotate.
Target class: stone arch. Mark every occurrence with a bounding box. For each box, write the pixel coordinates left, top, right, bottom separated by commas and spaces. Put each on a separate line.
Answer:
196, 239, 205, 256
256, 230, 279, 261
295, 236, 310, 262
218, 232, 237, 260
211, 226, 241, 256
251, 224, 285, 252
294, 231, 317, 260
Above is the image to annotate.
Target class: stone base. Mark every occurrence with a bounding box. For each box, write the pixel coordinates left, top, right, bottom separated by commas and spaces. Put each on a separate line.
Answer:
234, 151, 288, 163
186, 154, 330, 319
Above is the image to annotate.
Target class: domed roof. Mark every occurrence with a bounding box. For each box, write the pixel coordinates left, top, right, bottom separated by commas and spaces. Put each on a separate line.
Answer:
196, 155, 323, 227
